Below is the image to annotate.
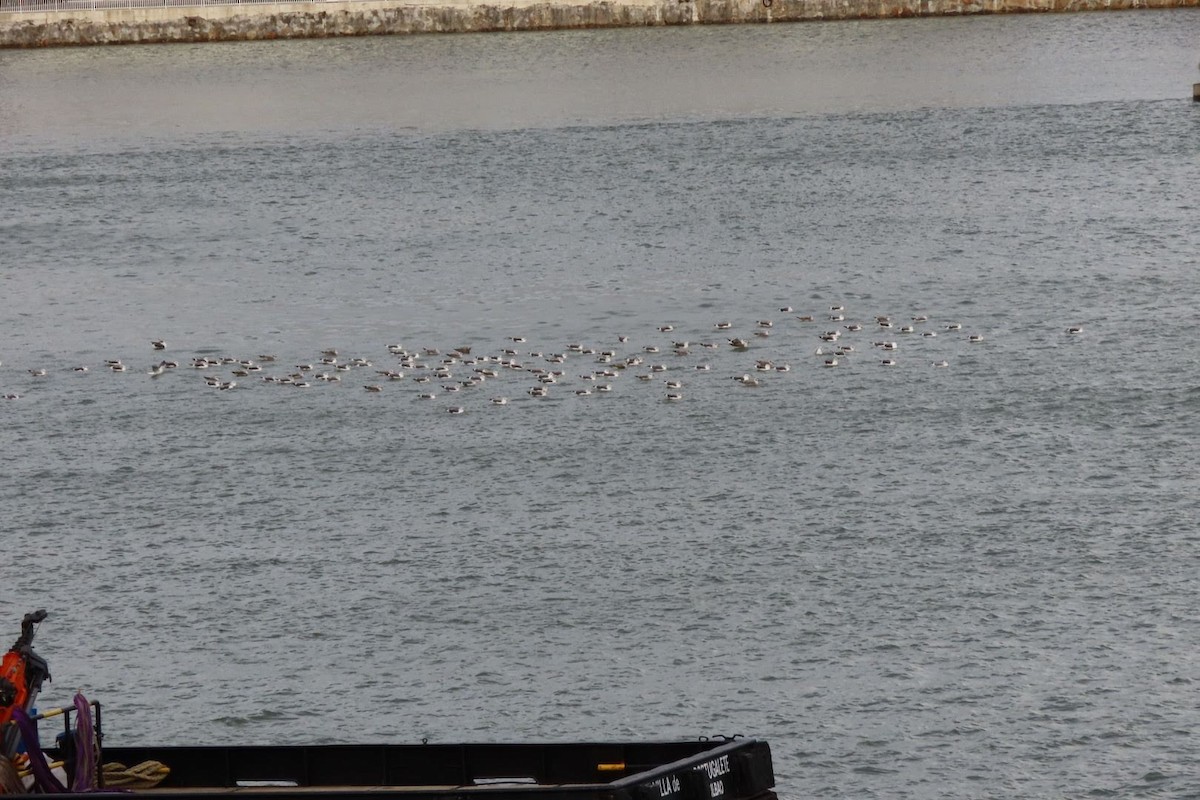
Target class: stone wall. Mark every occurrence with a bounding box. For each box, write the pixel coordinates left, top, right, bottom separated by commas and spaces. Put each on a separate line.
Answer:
0, 0, 1196, 47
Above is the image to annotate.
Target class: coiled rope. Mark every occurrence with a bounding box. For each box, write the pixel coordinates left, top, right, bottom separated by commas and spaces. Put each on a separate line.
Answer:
0, 756, 23, 795
101, 760, 171, 789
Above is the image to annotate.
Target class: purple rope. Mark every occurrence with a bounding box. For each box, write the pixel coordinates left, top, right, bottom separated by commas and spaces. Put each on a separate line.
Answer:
11, 706, 67, 793
71, 694, 97, 792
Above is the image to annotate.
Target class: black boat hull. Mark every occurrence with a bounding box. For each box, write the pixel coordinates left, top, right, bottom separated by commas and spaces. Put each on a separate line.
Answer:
76, 738, 777, 800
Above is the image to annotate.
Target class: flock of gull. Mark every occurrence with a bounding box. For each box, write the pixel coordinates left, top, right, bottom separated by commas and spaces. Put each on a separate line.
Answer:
1, 307, 1076, 411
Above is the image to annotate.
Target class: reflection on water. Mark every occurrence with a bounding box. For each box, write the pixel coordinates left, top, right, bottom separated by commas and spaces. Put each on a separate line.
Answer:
0, 10, 1197, 142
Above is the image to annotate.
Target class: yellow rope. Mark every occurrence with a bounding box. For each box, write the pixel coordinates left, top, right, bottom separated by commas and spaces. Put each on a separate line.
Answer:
102, 760, 171, 789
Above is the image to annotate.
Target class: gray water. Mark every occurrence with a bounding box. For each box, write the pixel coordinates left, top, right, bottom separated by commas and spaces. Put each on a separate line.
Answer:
2, 10, 1200, 798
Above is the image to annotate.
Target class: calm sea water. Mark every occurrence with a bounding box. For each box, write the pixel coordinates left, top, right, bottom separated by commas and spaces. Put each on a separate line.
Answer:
3, 11, 1200, 798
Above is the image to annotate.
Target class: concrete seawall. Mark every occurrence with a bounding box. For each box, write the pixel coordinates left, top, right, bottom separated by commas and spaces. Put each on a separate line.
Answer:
0, 0, 1195, 47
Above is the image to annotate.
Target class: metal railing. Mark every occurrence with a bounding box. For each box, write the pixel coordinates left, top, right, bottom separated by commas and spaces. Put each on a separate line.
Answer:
0, 0, 331, 13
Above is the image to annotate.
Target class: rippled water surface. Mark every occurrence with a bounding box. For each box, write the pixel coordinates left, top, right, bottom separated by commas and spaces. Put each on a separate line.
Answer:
2, 11, 1200, 799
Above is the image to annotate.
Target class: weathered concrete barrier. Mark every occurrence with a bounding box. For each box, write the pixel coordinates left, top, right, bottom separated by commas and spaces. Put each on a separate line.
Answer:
0, 0, 1196, 47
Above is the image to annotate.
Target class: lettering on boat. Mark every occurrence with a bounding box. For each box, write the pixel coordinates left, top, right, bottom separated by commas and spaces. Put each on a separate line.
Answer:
695, 755, 730, 799
649, 775, 683, 798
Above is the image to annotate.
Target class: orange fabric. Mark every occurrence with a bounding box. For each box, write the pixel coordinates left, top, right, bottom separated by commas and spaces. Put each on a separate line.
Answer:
0, 650, 29, 730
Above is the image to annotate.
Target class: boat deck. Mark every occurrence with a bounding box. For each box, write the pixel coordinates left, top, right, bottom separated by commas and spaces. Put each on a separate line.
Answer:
64, 738, 777, 800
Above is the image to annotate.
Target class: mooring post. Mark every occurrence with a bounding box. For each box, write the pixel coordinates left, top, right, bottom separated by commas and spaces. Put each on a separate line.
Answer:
1194, 83, 1200, 102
